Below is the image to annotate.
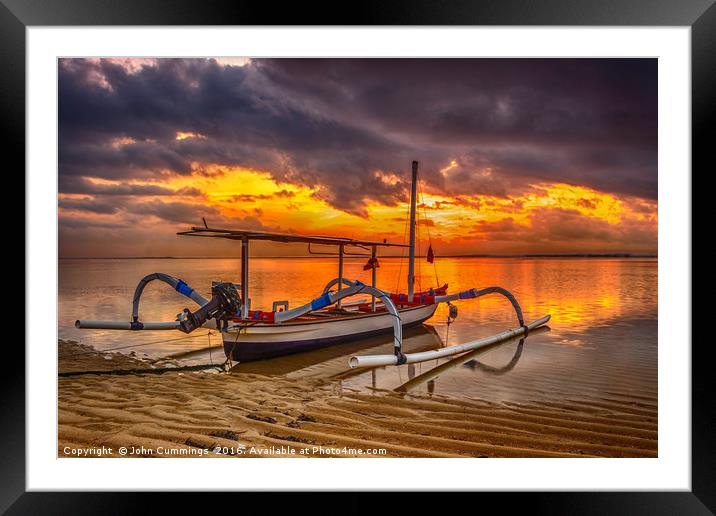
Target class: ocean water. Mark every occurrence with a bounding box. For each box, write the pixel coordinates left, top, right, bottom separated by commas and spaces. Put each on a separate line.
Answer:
58, 257, 657, 403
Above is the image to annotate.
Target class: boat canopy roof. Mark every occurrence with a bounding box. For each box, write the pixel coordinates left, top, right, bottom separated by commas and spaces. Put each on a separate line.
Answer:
178, 226, 409, 248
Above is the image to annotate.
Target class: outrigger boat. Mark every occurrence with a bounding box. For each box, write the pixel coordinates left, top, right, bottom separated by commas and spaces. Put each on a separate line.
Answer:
76, 161, 550, 368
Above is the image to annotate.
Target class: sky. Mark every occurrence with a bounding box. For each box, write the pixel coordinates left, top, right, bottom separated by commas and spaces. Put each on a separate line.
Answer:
58, 58, 658, 257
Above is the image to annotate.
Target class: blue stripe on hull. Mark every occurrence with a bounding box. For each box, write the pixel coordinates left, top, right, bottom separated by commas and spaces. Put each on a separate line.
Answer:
223, 316, 432, 362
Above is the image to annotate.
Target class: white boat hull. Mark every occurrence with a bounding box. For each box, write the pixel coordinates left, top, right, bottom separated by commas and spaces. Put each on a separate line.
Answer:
222, 304, 438, 362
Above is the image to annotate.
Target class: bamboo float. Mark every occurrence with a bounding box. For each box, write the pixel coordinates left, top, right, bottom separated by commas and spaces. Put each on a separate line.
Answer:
348, 314, 551, 369
75, 320, 181, 331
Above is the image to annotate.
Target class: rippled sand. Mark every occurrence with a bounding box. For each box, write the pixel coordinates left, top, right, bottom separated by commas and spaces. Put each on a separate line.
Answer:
58, 340, 657, 458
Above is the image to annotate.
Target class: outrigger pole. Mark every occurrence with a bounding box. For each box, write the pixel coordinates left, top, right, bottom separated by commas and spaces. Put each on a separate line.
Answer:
349, 315, 551, 369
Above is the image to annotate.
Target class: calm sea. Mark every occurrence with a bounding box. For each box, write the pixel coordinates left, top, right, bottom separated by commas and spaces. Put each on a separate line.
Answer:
58, 257, 657, 403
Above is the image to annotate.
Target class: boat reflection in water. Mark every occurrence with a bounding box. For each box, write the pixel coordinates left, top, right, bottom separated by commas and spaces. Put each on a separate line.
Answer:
395, 325, 550, 394
231, 324, 444, 378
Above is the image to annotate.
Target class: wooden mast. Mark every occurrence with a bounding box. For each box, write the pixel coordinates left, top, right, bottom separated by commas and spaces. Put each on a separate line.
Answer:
407, 160, 418, 300
241, 237, 249, 318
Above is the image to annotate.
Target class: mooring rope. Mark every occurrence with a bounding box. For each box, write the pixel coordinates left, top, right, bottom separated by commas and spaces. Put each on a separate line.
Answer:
207, 330, 213, 366
61, 329, 223, 378
58, 363, 224, 378
61, 332, 214, 358
224, 321, 260, 368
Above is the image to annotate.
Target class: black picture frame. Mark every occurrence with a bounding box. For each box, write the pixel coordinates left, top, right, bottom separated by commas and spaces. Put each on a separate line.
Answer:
3, 0, 710, 513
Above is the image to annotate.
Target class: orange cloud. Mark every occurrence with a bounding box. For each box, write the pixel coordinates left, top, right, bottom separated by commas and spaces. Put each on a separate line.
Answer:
175, 131, 207, 141
59, 165, 657, 257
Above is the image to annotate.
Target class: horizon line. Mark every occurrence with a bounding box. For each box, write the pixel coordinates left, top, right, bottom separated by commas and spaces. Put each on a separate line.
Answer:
59, 253, 658, 260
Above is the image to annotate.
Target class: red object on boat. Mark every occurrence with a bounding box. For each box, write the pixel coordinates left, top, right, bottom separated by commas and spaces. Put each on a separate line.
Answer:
363, 257, 380, 270
390, 292, 436, 305
232, 310, 275, 323
388, 284, 448, 306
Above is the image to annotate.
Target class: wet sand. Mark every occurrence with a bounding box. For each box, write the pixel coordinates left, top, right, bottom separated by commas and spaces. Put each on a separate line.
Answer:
58, 340, 657, 458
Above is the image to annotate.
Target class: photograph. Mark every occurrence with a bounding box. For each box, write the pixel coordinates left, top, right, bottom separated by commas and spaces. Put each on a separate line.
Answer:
57, 57, 659, 460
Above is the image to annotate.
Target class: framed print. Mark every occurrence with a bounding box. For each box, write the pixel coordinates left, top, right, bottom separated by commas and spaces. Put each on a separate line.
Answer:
4, 0, 712, 512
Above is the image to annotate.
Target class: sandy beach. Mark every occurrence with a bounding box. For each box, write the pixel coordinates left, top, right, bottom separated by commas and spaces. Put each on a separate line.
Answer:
58, 340, 657, 458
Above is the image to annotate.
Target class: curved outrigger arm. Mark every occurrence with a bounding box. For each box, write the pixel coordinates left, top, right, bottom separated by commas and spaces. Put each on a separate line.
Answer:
131, 272, 208, 323
274, 280, 404, 361
435, 286, 526, 330
76, 273, 229, 333
349, 285, 550, 369
321, 277, 356, 294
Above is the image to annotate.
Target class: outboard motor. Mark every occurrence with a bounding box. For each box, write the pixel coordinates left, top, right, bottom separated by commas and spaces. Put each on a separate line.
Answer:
176, 282, 242, 333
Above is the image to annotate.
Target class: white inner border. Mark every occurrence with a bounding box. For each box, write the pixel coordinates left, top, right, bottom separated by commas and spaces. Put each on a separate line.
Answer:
27, 27, 691, 491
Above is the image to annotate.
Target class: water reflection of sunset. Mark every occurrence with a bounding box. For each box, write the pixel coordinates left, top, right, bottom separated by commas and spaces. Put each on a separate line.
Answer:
59, 257, 656, 358
417, 258, 654, 335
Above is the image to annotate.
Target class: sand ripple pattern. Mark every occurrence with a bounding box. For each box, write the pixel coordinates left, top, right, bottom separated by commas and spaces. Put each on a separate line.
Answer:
58, 341, 656, 458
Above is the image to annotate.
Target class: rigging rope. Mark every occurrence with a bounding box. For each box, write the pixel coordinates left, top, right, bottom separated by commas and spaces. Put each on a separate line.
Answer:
395, 195, 411, 294
418, 178, 440, 287
416, 194, 422, 292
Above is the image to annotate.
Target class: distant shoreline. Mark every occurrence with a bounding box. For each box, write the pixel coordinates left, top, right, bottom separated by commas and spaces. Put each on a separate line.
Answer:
59, 253, 658, 260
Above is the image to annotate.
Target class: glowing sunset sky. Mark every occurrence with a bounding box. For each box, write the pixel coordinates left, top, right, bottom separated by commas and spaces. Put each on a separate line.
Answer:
58, 58, 657, 257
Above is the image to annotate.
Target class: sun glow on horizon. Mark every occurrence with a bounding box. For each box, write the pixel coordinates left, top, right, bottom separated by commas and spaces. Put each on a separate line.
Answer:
60, 163, 657, 257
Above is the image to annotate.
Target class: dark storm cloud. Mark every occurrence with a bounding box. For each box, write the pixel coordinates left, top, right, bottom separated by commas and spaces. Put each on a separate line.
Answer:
258, 58, 656, 145
59, 215, 135, 230
59, 194, 267, 229
59, 197, 120, 215
118, 200, 268, 230
60, 176, 203, 197
59, 57, 657, 213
